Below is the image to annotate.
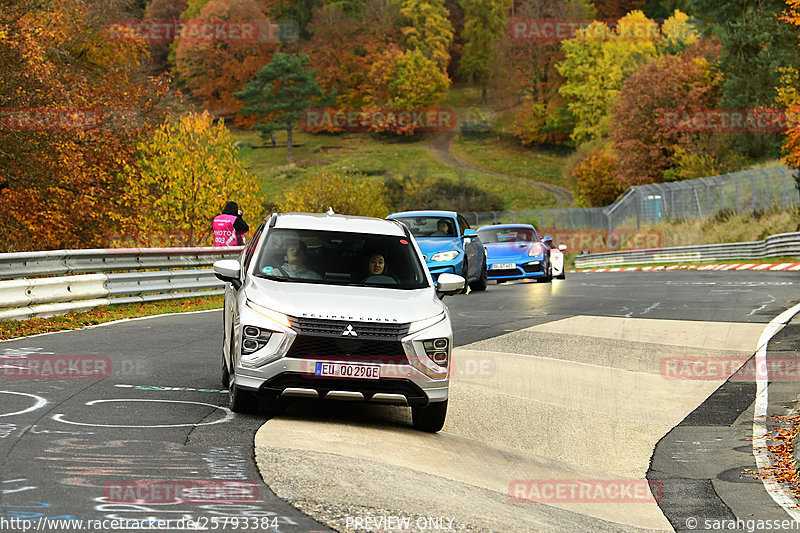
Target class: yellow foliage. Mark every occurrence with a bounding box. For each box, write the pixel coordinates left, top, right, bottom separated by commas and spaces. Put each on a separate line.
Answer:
278, 171, 388, 218
122, 112, 262, 246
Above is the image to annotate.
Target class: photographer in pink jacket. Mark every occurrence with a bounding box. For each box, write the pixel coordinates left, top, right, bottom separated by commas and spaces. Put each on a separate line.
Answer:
212, 201, 250, 247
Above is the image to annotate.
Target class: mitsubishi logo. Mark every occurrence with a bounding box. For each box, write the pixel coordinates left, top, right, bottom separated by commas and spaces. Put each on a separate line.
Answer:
341, 324, 358, 337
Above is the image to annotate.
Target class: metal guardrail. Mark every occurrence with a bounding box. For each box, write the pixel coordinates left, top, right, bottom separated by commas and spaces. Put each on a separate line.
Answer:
573, 232, 800, 269
0, 247, 243, 321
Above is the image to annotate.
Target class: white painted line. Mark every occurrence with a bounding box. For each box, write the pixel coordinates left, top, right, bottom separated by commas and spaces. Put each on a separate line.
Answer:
0, 391, 48, 418
753, 264, 773, 270
753, 302, 800, 522
52, 398, 233, 428
789, 264, 800, 271
769, 263, 795, 271
735, 264, 757, 270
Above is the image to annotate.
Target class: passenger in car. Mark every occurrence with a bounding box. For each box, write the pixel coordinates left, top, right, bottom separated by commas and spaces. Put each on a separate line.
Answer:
362, 252, 397, 284
279, 239, 322, 280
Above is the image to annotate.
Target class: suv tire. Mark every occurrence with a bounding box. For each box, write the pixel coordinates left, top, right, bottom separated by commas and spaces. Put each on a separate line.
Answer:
412, 400, 448, 432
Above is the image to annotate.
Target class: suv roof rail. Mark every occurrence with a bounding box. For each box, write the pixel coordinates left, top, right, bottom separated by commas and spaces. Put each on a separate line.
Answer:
268, 213, 278, 228
390, 219, 411, 239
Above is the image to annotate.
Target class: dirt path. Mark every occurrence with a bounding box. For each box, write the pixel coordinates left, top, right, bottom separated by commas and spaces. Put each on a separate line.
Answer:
428, 130, 575, 208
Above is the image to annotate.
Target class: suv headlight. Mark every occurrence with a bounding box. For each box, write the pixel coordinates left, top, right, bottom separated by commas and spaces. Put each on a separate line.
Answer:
245, 300, 290, 328
431, 251, 459, 262
409, 312, 446, 334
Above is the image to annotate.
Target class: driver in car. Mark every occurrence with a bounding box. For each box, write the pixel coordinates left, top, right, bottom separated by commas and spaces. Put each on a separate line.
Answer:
431, 219, 453, 237
279, 238, 322, 280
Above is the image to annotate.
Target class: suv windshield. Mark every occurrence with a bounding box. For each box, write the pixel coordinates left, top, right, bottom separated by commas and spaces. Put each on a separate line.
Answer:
392, 216, 457, 238
477, 227, 538, 243
253, 229, 429, 289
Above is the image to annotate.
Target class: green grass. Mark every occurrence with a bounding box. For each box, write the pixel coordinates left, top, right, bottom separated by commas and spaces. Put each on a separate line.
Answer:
233, 128, 557, 210
452, 134, 576, 191
0, 295, 223, 340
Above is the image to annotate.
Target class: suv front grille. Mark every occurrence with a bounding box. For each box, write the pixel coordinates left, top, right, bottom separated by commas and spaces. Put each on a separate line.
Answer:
289, 316, 410, 340
286, 335, 407, 364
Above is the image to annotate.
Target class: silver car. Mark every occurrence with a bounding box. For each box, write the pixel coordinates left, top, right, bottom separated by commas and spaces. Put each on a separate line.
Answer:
213, 211, 465, 432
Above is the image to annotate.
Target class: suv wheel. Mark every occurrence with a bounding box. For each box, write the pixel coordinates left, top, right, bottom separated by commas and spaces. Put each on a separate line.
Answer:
228, 331, 255, 413
411, 400, 448, 432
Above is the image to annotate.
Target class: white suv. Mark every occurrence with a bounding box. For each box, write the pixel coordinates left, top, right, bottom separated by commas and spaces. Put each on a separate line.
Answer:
213, 211, 465, 432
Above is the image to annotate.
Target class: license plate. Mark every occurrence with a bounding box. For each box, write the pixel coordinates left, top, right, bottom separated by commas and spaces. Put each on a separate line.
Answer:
315, 362, 380, 380
492, 263, 515, 270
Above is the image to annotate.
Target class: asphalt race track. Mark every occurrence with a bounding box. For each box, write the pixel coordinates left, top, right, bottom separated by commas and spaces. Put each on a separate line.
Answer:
1, 270, 798, 532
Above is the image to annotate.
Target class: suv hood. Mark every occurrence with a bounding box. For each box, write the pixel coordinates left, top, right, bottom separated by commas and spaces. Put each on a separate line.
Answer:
245, 277, 444, 324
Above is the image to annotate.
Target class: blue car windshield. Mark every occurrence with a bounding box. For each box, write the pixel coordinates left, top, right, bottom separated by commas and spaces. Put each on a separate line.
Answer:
253, 229, 429, 289
478, 228, 538, 243
392, 216, 457, 238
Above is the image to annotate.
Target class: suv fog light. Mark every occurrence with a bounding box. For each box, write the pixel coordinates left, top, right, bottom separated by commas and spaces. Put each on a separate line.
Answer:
422, 338, 450, 367
243, 339, 259, 351
242, 325, 273, 355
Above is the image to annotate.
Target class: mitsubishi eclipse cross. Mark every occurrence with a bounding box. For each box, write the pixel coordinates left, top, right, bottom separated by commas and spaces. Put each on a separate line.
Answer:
213, 211, 466, 432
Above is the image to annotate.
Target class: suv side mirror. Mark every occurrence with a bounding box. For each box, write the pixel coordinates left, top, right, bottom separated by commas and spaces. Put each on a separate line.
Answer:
214, 259, 242, 290
463, 229, 478, 240
436, 273, 465, 298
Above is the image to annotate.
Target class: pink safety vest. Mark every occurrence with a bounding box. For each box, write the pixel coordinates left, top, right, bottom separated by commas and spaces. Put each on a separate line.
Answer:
213, 214, 241, 247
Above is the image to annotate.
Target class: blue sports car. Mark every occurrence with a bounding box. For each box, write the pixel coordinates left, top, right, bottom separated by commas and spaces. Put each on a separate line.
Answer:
387, 210, 488, 292
477, 224, 551, 283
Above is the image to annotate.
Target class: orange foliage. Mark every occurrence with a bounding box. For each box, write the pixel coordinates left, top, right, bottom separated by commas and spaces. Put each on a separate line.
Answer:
0, 0, 175, 252
174, 0, 278, 124
782, 0, 800, 169
573, 150, 625, 207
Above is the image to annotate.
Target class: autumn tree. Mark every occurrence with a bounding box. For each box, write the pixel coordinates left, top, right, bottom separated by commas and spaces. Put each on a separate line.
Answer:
367, 48, 450, 109
174, 0, 277, 122
399, 0, 454, 71
268, 0, 321, 39
610, 40, 722, 185
121, 112, 262, 245
458, 0, 511, 102
236, 53, 327, 161
144, 0, 188, 74
593, 0, 647, 19
301, 2, 402, 109
692, 0, 796, 109
0, 0, 174, 252
573, 149, 624, 206
557, 11, 662, 144
502, 0, 594, 146
278, 171, 389, 217
780, 0, 800, 172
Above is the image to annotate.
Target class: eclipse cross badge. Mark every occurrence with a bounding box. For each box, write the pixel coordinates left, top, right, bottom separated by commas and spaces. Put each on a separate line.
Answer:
341, 324, 358, 337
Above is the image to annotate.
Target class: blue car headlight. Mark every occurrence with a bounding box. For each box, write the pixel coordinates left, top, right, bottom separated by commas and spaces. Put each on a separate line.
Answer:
431, 251, 459, 262
528, 243, 545, 257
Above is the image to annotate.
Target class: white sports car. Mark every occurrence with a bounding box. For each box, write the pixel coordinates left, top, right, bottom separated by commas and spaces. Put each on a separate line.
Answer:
543, 237, 567, 279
